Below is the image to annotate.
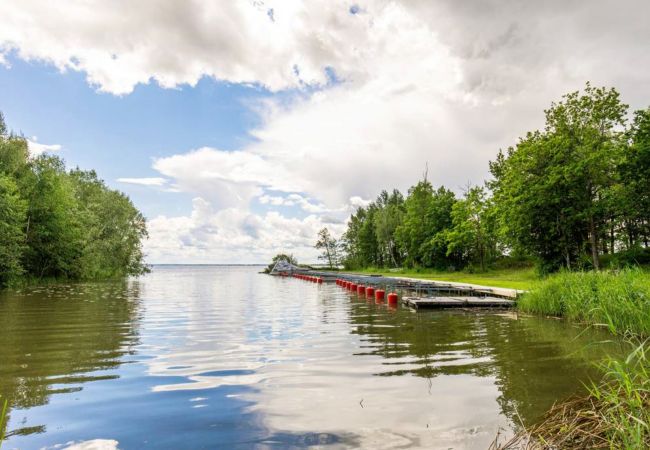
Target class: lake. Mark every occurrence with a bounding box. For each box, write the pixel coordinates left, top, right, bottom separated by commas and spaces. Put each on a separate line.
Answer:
0, 266, 620, 449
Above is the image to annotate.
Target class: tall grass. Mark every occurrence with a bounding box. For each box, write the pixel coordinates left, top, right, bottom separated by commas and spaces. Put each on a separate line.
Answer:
495, 340, 650, 449
498, 270, 650, 449
518, 268, 650, 336
0, 396, 7, 449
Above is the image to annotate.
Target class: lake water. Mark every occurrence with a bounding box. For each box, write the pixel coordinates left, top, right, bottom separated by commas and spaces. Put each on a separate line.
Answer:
0, 266, 620, 449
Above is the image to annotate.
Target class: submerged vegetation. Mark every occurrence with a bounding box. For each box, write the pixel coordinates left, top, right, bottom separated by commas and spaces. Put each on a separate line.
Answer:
0, 111, 148, 288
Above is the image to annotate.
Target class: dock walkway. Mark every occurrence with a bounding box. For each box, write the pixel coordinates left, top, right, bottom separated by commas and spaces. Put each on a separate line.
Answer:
402, 296, 516, 309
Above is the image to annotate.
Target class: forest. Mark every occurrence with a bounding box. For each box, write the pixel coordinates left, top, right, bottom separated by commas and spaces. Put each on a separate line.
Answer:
0, 112, 148, 287
339, 84, 650, 274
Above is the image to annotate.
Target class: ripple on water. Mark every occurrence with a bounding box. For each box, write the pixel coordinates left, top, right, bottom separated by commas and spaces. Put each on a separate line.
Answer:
0, 266, 624, 449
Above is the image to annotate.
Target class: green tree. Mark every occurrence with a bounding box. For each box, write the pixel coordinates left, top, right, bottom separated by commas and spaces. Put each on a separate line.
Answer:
0, 174, 27, 286
315, 227, 339, 269
445, 186, 497, 271
395, 180, 456, 268
620, 108, 650, 248
374, 189, 405, 267
490, 84, 627, 272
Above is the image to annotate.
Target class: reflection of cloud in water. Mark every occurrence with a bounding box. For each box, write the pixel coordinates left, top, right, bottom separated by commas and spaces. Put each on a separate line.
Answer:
140, 269, 514, 448
58, 439, 119, 450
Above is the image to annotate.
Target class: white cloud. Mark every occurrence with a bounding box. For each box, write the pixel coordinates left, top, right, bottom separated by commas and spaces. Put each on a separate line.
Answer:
145, 197, 345, 264
27, 138, 62, 156
4, 0, 649, 262
117, 177, 167, 186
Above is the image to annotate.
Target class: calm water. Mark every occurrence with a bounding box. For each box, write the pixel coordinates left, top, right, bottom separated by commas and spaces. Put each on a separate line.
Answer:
0, 266, 621, 449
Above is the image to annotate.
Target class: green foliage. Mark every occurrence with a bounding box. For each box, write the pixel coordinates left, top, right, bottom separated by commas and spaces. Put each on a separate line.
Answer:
490, 83, 630, 273
0, 395, 7, 448
0, 111, 148, 287
337, 83, 649, 276
588, 341, 650, 449
445, 186, 498, 271
0, 174, 27, 286
518, 269, 650, 336
315, 227, 340, 269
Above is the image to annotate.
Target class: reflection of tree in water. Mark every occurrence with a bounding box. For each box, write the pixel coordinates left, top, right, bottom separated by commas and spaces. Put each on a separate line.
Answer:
347, 300, 615, 425
0, 281, 142, 437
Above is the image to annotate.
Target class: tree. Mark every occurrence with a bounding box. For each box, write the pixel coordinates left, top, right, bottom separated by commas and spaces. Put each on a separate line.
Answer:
374, 189, 405, 267
0, 109, 149, 284
0, 174, 27, 286
490, 84, 627, 272
395, 180, 456, 268
620, 108, 650, 248
445, 186, 497, 271
315, 227, 339, 269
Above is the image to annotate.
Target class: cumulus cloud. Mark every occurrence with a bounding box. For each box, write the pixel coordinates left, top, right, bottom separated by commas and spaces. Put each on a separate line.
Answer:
27, 138, 62, 156
145, 197, 345, 264
4, 0, 649, 262
117, 177, 168, 186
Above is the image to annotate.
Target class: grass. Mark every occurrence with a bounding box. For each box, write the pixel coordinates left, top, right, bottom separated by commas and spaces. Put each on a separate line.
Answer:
495, 340, 650, 449
0, 396, 7, 449
346, 266, 537, 290
518, 268, 650, 336
495, 269, 650, 449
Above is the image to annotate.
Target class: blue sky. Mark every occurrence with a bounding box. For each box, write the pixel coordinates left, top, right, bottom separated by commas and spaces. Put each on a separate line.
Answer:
0, 56, 271, 218
1, 0, 648, 263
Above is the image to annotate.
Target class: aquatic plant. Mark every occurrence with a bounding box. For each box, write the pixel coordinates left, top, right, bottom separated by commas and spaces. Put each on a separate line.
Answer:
517, 268, 650, 336
0, 396, 7, 449
493, 340, 650, 449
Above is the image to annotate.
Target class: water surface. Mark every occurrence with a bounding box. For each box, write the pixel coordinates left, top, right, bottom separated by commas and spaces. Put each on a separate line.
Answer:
0, 266, 620, 449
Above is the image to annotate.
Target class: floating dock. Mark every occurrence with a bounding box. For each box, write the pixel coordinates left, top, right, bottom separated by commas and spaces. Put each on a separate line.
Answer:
402, 296, 516, 309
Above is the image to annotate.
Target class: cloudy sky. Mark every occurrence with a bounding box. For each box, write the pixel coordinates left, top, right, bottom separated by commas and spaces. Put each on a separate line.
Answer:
1, 0, 649, 264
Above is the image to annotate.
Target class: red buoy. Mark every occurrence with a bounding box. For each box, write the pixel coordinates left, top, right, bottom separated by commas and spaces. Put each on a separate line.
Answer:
375, 290, 385, 301
317, 278, 323, 284
387, 292, 398, 305
366, 287, 375, 297
357, 285, 366, 295
350, 283, 357, 291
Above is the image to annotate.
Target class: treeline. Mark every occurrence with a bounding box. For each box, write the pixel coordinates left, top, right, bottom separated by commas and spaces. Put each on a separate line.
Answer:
0, 112, 148, 287
341, 83, 650, 273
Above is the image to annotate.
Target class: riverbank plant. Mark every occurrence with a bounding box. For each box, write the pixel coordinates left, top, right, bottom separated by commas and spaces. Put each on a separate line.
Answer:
495, 340, 650, 449
494, 269, 650, 449
0, 396, 7, 449
518, 268, 650, 336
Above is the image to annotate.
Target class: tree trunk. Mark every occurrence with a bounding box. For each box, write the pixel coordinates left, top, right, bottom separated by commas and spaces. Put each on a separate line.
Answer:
589, 215, 600, 270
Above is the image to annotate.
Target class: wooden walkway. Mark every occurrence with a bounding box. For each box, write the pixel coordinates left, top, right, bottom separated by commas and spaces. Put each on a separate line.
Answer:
402, 296, 516, 309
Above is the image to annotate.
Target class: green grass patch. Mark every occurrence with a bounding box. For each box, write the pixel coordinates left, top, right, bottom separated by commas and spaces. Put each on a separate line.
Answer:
346, 267, 537, 290
518, 269, 650, 336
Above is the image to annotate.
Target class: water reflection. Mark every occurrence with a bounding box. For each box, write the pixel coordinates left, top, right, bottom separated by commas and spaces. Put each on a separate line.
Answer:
0, 282, 141, 440
0, 266, 623, 449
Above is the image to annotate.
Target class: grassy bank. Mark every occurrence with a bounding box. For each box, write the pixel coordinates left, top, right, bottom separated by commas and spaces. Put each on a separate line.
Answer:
346, 267, 537, 290
518, 269, 650, 336
498, 269, 650, 449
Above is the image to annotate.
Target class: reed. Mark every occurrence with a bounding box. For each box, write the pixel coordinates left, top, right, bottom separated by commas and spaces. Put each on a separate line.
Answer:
517, 268, 650, 336
0, 397, 7, 449
494, 340, 650, 449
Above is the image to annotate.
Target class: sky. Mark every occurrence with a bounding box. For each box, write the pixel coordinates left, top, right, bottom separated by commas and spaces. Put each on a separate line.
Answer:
1, 0, 649, 264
